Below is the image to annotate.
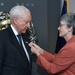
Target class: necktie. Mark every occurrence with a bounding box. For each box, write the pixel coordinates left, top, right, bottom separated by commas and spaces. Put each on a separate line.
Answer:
17, 34, 22, 46
17, 34, 30, 62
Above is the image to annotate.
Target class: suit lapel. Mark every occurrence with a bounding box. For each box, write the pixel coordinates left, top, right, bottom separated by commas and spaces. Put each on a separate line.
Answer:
7, 26, 30, 65
22, 36, 31, 60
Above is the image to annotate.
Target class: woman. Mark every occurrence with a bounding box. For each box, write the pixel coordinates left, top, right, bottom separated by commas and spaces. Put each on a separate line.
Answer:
29, 13, 75, 75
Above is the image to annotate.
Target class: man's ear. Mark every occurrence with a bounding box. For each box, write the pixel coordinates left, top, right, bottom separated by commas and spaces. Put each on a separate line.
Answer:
14, 17, 18, 24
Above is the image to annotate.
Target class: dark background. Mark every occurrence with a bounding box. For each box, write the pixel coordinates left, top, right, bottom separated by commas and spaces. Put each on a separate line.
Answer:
0, 0, 60, 75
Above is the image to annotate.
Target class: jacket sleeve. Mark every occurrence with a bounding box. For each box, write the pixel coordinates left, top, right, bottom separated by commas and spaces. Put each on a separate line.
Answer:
42, 50, 55, 62
37, 46, 75, 74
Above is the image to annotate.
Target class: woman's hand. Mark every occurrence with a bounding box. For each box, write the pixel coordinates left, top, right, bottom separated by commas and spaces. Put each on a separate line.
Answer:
29, 42, 43, 56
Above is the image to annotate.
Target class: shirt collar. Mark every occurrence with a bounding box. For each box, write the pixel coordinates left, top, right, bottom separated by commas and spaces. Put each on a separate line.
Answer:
10, 24, 18, 36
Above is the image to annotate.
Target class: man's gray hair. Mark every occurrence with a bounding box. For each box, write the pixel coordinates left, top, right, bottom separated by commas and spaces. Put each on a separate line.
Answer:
9, 5, 30, 22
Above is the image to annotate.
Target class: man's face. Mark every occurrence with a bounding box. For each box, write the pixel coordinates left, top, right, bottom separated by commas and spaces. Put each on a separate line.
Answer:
14, 12, 32, 34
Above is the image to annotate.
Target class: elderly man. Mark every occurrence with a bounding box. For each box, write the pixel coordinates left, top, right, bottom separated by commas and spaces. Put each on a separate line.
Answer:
0, 5, 32, 75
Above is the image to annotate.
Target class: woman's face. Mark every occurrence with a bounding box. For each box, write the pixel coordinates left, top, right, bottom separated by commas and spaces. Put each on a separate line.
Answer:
58, 21, 71, 38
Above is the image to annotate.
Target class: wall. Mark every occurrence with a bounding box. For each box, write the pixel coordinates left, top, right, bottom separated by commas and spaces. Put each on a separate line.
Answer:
69, 0, 75, 13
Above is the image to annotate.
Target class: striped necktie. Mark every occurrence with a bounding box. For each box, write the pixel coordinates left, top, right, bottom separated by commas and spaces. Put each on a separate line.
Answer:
17, 34, 22, 46
17, 34, 30, 62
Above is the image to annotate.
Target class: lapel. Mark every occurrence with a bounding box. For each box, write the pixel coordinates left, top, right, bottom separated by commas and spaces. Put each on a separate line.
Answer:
22, 35, 31, 59
7, 26, 30, 65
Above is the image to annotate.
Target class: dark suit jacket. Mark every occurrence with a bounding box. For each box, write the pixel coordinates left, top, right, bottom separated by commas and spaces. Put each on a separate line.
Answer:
0, 25, 32, 75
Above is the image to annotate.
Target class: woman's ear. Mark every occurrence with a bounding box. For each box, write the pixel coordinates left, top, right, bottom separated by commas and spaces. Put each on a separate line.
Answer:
69, 26, 73, 32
